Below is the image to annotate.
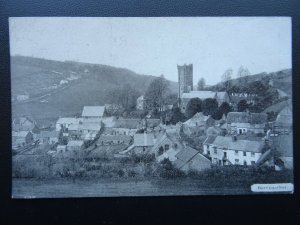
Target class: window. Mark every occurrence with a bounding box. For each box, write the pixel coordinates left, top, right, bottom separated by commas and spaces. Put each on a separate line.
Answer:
235, 159, 239, 164
235, 150, 239, 155
244, 161, 247, 166
251, 152, 255, 157
165, 144, 169, 150
243, 152, 246, 156
214, 147, 217, 154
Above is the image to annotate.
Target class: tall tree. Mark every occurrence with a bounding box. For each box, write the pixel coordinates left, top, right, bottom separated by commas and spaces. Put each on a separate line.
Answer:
197, 78, 206, 91
107, 84, 140, 112
222, 68, 233, 91
144, 75, 169, 112
237, 99, 248, 112
202, 98, 218, 116
219, 102, 232, 116
185, 98, 202, 119
237, 66, 250, 87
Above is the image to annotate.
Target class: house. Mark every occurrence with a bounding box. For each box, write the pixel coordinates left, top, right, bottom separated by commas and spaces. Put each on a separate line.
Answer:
35, 130, 60, 145
203, 135, 218, 155
12, 131, 34, 149
136, 95, 146, 110
97, 135, 132, 146
207, 136, 265, 166
183, 112, 215, 129
271, 130, 293, 169
153, 130, 183, 161
56, 145, 67, 153
103, 118, 140, 136
131, 133, 155, 154
180, 91, 229, 112
56, 117, 82, 131
226, 111, 267, 134
173, 146, 211, 172
66, 140, 84, 151
272, 105, 292, 135
82, 106, 106, 118
105, 104, 123, 114
12, 116, 39, 133
229, 92, 257, 105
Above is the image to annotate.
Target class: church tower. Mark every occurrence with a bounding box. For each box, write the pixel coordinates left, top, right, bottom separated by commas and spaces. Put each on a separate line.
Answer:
178, 64, 193, 99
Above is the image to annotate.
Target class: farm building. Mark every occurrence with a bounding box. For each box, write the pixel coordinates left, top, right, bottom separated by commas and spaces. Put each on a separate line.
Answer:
82, 106, 106, 118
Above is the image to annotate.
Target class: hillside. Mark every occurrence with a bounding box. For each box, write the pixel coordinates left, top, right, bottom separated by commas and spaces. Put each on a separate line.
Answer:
11, 56, 178, 126
209, 69, 292, 96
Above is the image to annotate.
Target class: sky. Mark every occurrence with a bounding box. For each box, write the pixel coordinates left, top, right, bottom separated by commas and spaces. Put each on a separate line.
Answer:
9, 17, 291, 85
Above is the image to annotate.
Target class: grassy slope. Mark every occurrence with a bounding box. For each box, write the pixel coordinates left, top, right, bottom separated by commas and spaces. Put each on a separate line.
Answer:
11, 56, 178, 126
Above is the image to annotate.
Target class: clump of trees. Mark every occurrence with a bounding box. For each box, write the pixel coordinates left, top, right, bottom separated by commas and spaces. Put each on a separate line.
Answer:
144, 75, 170, 112
185, 98, 202, 118
107, 83, 141, 114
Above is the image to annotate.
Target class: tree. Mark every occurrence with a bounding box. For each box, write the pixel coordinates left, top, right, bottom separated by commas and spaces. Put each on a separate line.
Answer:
218, 102, 232, 116
185, 98, 202, 119
197, 78, 206, 91
202, 98, 218, 116
237, 66, 250, 87
167, 107, 185, 125
222, 68, 233, 91
212, 102, 232, 120
144, 75, 170, 112
237, 99, 248, 112
107, 84, 140, 112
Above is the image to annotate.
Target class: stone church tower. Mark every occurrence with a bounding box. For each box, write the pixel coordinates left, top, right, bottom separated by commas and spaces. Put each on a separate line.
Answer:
178, 64, 193, 99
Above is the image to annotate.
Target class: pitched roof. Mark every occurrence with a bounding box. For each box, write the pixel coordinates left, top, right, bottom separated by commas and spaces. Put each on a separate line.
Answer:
182, 91, 216, 99
67, 140, 84, 147
182, 91, 227, 100
57, 117, 81, 124
114, 118, 142, 129
227, 112, 267, 124
82, 106, 105, 117
80, 123, 101, 131
134, 133, 155, 146
98, 135, 132, 142
183, 112, 210, 127
36, 130, 60, 138
12, 131, 31, 137
212, 136, 264, 153
203, 135, 217, 145
175, 146, 198, 162
275, 106, 293, 126
271, 131, 293, 157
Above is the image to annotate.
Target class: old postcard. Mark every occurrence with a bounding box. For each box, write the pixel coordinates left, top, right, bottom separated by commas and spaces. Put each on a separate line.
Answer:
10, 17, 293, 198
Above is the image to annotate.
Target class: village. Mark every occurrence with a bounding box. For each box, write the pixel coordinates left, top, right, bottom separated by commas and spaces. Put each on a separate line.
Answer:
12, 64, 293, 181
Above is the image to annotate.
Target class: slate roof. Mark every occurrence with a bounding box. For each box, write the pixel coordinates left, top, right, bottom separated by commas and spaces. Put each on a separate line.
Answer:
212, 136, 264, 153
57, 117, 81, 124
67, 140, 84, 147
184, 112, 210, 127
12, 131, 31, 138
98, 135, 132, 142
80, 123, 101, 131
114, 119, 142, 129
227, 112, 267, 124
173, 146, 209, 169
36, 130, 60, 138
175, 146, 198, 162
182, 91, 227, 100
182, 91, 216, 99
203, 135, 217, 145
271, 131, 293, 157
82, 106, 105, 117
134, 133, 155, 146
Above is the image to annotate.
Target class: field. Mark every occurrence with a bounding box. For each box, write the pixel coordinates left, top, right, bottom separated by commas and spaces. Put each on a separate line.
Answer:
12, 177, 250, 198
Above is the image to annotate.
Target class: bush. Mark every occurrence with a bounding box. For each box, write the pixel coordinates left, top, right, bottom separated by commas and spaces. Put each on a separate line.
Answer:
158, 159, 185, 179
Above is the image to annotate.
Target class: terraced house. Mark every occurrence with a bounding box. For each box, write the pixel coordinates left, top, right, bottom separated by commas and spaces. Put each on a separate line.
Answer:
204, 136, 266, 166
